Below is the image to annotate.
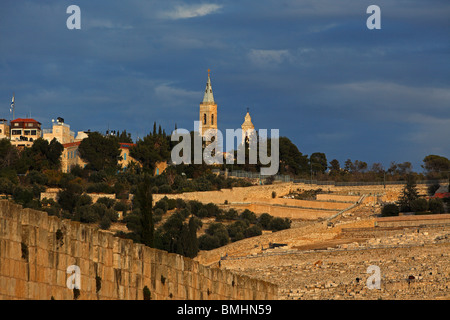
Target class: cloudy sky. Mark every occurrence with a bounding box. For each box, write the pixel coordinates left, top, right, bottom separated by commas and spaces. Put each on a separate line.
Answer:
1, 0, 449, 172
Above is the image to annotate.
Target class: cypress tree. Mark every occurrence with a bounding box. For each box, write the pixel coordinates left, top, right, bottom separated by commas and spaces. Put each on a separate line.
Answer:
136, 175, 154, 247
397, 174, 419, 212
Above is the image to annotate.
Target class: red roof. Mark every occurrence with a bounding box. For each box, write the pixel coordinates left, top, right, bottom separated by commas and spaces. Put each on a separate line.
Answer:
62, 141, 81, 148
119, 142, 136, 148
11, 118, 41, 124
62, 141, 135, 149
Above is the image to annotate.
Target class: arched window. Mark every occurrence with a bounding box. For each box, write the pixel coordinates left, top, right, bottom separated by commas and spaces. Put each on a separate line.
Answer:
203, 113, 207, 125
211, 114, 214, 125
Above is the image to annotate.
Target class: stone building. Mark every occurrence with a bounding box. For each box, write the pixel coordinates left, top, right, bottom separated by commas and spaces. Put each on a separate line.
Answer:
43, 117, 75, 144
0, 119, 10, 140
60, 140, 139, 173
118, 142, 138, 170
61, 141, 86, 173
241, 110, 256, 145
9, 118, 42, 148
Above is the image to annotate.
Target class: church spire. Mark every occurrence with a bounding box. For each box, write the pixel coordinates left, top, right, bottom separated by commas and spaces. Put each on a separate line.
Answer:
202, 69, 215, 104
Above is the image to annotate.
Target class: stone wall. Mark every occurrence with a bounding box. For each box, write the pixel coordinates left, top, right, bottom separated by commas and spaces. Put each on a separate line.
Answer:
375, 214, 450, 228
219, 203, 341, 220
153, 183, 298, 205
40, 189, 116, 203
153, 182, 430, 207
0, 200, 277, 300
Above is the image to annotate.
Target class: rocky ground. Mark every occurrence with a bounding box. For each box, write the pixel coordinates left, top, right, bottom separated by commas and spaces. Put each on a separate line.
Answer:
217, 204, 450, 300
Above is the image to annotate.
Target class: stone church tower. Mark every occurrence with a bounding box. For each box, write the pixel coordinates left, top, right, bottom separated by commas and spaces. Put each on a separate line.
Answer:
241, 109, 255, 145
199, 70, 218, 140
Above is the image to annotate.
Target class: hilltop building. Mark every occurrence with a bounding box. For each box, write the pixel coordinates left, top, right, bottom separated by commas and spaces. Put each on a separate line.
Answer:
0, 119, 10, 140
9, 118, 42, 148
61, 141, 86, 173
43, 117, 75, 144
60, 140, 139, 173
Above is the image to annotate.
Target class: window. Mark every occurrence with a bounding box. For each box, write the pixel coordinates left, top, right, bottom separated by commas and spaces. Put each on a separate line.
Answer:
12, 130, 21, 135
0, 129, 2, 133
24, 130, 30, 135
31, 130, 37, 135
203, 113, 206, 125
14, 123, 19, 127
211, 114, 214, 125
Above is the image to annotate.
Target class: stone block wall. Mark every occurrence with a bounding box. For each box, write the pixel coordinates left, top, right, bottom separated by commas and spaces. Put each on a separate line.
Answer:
153, 182, 429, 207
0, 200, 277, 300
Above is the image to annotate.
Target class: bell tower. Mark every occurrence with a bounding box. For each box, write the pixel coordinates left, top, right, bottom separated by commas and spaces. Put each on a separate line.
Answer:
199, 69, 218, 139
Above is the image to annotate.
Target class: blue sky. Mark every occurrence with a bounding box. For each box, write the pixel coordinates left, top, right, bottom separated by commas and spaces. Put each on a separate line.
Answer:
1, 0, 449, 172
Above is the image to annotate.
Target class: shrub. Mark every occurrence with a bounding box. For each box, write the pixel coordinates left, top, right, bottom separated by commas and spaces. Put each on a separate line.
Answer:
381, 204, 399, 217
258, 213, 273, 229
176, 198, 187, 209
239, 209, 257, 224
73, 288, 80, 300
205, 223, 229, 246
78, 194, 93, 207
154, 208, 164, 217
86, 182, 114, 194
198, 234, 221, 250
96, 197, 116, 209
26, 170, 48, 185
268, 217, 291, 231
99, 215, 112, 230
428, 198, 445, 214
13, 186, 34, 207
166, 198, 177, 210
95, 276, 102, 293
197, 208, 209, 218
410, 198, 428, 213
224, 209, 238, 220
0, 177, 15, 195
21, 242, 29, 260
88, 170, 107, 183
143, 286, 151, 300
244, 225, 262, 238
114, 201, 129, 213
188, 200, 203, 216
205, 203, 221, 217
77, 205, 99, 223
158, 184, 172, 194
227, 220, 249, 241
154, 199, 169, 213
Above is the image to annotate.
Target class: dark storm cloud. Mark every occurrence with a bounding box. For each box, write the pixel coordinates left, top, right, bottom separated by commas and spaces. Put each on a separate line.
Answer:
0, 0, 449, 171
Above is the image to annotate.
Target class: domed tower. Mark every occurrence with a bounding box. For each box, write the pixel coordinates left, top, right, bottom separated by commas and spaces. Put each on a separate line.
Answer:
241, 109, 255, 145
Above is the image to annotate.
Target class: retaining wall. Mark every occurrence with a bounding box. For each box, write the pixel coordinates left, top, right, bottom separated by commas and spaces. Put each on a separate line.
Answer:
0, 200, 277, 300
